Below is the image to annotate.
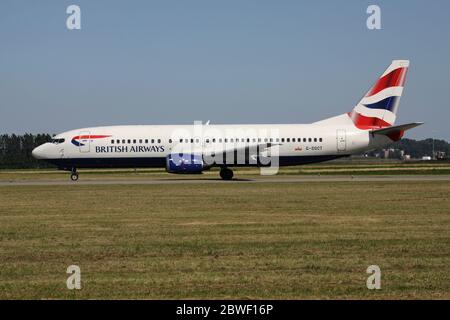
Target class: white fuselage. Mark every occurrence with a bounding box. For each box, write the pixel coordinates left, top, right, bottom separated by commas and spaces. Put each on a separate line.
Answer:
32, 115, 392, 171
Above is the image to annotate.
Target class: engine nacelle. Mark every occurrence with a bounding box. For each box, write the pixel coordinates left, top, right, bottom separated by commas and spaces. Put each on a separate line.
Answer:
166, 153, 204, 174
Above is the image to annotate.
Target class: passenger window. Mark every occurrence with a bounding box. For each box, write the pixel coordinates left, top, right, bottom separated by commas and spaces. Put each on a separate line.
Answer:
133, 139, 136, 144
319, 138, 323, 142
145, 139, 148, 144
281, 138, 285, 143
139, 139, 143, 144
196, 138, 200, 143
308, 138, 312, 142
270, 138, 273, 143
276, 138, 280, 142
111, 140, 114, 144
122, 139, 126, 144
303, 138, 307, 142
127, 139, 131, 144
314, 138, 317, 142
287, 138, 290, 142
116, 140, 120, 144
179, 139, 183, 143
169, 139, 172, 143
157, 139, 161, 143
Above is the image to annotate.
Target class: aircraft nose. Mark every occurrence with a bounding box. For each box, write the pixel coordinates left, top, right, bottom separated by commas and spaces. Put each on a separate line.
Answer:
32, 145, 46, 159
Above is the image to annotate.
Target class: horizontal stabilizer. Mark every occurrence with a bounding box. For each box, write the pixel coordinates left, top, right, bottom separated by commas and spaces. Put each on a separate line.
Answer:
371, 122, 424, 135
371, 122, 424, 141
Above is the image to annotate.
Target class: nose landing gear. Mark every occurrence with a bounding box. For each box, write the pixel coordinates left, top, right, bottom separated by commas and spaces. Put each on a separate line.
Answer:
70, 168, 79, 181
219, 167, 234, 180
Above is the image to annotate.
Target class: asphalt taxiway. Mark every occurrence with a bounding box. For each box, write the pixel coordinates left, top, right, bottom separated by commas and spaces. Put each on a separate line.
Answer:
1, 175, 450, 186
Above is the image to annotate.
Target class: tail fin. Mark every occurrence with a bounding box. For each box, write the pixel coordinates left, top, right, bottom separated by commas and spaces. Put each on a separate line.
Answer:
348, 60, 409, 129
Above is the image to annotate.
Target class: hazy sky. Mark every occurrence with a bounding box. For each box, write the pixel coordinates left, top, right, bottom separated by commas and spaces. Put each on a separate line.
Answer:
1, 0, 449, 140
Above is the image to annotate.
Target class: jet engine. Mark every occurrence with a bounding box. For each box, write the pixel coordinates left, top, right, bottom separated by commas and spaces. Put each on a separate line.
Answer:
166, 153, 205, 174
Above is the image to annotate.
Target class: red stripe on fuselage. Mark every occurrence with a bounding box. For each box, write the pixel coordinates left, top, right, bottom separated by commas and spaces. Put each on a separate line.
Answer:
348, 111, 391, 130
366, 67, 408, 97
72, 135, 111, 140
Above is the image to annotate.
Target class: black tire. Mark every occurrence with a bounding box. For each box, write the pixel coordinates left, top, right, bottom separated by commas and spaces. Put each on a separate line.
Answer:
70, 173, 79, 181
220, 168, 233, 180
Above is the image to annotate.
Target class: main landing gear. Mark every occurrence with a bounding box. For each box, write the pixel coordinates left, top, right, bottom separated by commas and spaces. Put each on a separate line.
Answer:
70, 168, 79, 181
220, 167, 234, 180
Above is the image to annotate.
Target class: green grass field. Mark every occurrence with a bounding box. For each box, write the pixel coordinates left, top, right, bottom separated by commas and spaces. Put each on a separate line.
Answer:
0, 175, 449, 299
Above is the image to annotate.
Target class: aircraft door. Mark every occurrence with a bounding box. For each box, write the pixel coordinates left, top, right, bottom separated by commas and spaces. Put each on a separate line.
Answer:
336, 129, 347, 152
79, 131, 91, 153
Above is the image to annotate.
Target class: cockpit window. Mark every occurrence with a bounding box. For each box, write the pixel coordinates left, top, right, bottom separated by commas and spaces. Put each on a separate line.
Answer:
52, 138, 65, 144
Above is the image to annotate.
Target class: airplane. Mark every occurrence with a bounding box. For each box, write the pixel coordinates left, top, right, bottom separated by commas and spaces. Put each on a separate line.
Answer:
32, 60, 423, 181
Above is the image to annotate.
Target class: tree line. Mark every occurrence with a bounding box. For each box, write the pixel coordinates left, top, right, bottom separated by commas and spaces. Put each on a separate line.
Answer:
0, 134, 449, 169
0, 134, 53, 169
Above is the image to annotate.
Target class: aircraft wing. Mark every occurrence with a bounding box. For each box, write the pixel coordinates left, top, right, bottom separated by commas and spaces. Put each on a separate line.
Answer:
202, 143, 281, 166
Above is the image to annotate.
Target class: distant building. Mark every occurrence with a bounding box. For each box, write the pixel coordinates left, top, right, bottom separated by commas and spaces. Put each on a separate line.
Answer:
436, 151, 446, 160
381, 148, 405, 160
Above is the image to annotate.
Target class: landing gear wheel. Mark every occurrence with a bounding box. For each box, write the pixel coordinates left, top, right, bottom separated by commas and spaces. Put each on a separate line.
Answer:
220, 168, 234, 180
70, 173, 79, 181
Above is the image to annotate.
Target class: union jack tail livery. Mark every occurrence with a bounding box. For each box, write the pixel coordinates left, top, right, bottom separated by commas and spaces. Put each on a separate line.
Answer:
348, 60, 409, 130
